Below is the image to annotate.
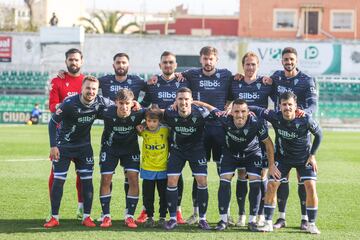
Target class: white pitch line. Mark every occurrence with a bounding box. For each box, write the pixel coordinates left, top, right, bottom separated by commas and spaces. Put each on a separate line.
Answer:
2, 158, 47, 162
2, 157, 100, 162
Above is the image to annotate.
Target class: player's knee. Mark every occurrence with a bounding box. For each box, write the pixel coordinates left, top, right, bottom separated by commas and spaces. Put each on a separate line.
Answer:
53, 171, 68, 181
77, 169, 93, 181
304, 180, 317, 197
127, 171, 139, 184
195, 176, 207, 187
266, 182, 278, 196
237, 169, 247, 179
167, 176, 178, 187
261, 169, 268, 178
220, 174, 232, 182
101, 174, 112, 187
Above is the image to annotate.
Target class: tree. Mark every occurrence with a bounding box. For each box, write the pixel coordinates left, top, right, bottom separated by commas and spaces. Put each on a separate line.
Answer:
24, 0, 36, 31
80, 11, 140, 34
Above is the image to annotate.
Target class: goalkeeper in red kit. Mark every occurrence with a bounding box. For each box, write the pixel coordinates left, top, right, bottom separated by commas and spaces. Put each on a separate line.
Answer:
46, 48, 85, 220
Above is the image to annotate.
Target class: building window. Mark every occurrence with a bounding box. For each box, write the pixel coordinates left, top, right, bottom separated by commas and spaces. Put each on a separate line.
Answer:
167, 29, 176, 35
273, 9, 297, 31
330, 10, 354, 31
191, 28, 212, 36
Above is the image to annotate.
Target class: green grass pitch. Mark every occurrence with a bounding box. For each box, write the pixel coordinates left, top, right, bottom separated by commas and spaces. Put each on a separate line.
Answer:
0, 125, 359, 240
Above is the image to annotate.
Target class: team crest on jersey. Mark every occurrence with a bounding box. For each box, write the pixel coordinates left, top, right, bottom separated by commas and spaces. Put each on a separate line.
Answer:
256, 83, 261, 90
192, 117, 197, 123
216, 73, 220, 78
294, 79, 299, 85
95, 105, 99, 111
157, 83, 160, 88
128, 79, 132, 85
77, 108, 81, 113
174, 118, 178, 122
175, 82, 180, 88
113, 118, 116, 122
296, 123, 300, 129
239, 84, 242, 88
243, 129, 248, 136
65, 82, 69, 87
131, 116, 136, 122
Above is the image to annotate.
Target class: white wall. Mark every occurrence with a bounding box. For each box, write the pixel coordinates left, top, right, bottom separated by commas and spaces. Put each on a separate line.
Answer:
0, 32, 239, 75
0, 32, 359, 76
83, 34, 239, 74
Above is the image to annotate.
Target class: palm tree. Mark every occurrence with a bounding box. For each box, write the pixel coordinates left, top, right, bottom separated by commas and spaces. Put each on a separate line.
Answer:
80, 11, 140, 34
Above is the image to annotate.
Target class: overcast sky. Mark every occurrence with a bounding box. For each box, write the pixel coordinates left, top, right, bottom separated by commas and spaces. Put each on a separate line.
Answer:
86, 0, 239, 15
2, 0, 239, 15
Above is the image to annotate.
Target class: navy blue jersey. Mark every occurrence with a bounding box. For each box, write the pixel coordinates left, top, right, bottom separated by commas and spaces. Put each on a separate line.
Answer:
217, 114, 268, 157
163, 105, 213, 151
228, 76, 274, 108
183, 68, 232, 110
98, 106, 145, 155
99, 74, 146, 101
50, 95, 112, 148
271, 70, 317, 115
250, 106, 322, 165
142, 75, 190, 108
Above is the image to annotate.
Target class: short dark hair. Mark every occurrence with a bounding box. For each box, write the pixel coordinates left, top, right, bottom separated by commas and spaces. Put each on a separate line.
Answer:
145, 104, 163, 120
282, 47, 297, 57
160, 51, 176, 60
200, 46, 218, 56
113, 53, 129, 61
65, 48, 83, 59
280, 91, 297, 102
115, 88, 134, 101
82, 75, 99, 85
233, 98, 248, 106
176, 87, 192, 97
242, 51, 259, 65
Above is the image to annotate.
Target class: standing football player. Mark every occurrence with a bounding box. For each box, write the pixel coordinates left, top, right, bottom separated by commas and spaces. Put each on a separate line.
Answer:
47, 48, 85, 220
264, 47, 318, 230
228, 52, 274, 227
138, 51, 189, 224
44, 76, 112, 228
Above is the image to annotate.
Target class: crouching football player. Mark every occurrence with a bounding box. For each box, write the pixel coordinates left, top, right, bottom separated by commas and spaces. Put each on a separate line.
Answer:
193, 99, 274, 231
251, 92, 322, 234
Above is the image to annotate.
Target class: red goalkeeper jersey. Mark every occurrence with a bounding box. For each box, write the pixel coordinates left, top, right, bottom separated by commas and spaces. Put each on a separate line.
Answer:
48, 73, 84, 112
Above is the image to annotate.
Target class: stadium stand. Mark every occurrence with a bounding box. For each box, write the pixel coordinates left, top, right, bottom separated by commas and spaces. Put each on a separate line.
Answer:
0, 95, 48, 112
0, 71, 359, 122
0, 70, 49, 93
317, 76, 360, 119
